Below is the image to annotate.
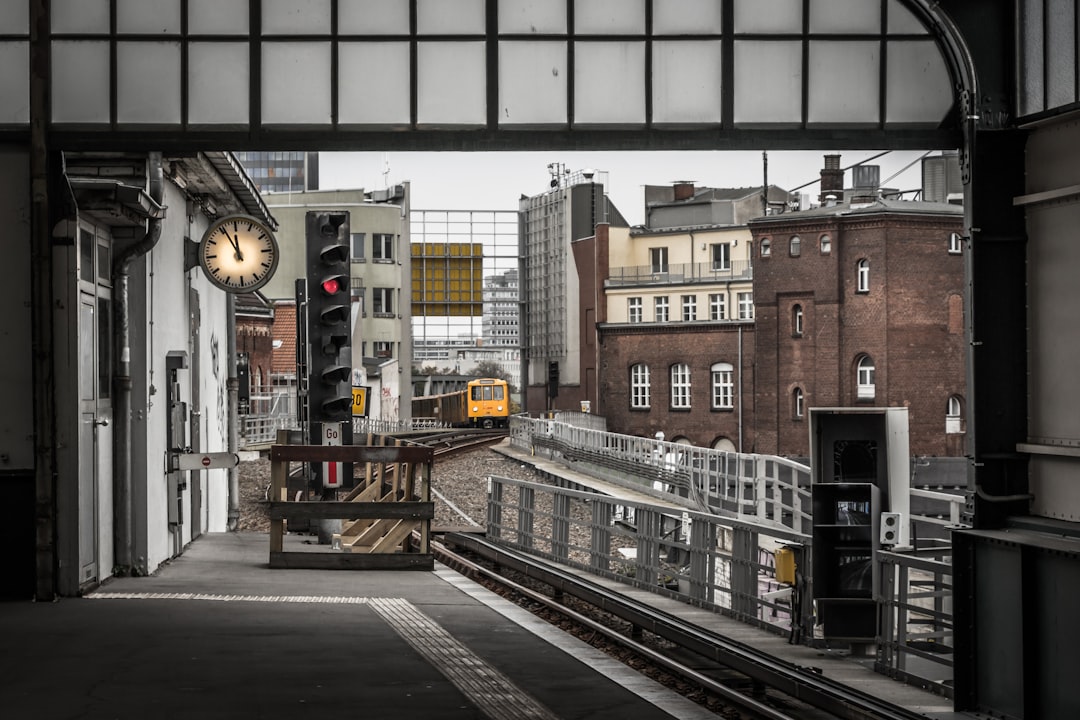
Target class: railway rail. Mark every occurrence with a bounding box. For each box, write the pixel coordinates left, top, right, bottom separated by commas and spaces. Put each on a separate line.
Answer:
433, 531, 930, 720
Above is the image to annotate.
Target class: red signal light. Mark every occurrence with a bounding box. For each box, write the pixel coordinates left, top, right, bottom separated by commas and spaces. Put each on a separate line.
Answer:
321, 277, 341, 295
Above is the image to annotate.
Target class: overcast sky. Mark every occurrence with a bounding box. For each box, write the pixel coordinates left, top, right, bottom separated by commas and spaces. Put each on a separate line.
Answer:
319, 149, 934, 226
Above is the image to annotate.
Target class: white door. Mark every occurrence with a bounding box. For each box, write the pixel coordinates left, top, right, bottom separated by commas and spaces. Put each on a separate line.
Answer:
77, 225, 113, 586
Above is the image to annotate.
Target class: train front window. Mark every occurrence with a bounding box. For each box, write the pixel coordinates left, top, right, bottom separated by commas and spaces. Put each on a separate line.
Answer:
493, 386, 504, 400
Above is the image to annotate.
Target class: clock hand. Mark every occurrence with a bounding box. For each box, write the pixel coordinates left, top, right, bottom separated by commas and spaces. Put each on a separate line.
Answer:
228, 231, 244, 262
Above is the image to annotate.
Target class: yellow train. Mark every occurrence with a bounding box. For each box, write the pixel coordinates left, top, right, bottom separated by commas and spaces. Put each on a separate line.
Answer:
413, 377, 510, 429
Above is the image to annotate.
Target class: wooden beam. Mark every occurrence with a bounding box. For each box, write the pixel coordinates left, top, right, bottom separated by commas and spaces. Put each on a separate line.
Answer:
269, 501, 434, 521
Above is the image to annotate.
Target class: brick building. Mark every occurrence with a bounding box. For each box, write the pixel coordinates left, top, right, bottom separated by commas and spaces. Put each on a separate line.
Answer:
749, 197, 966, 459
596, 222, 756, 450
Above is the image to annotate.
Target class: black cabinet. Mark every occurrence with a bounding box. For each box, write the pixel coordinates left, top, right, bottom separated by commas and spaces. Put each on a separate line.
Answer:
812, 482, 879, 641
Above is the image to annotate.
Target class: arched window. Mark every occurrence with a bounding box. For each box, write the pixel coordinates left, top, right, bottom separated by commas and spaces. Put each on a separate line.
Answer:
760, 238, 771, 257
856, 355, 875, 400
792, 304, 803, 336
793, 387, 804, 418
820, 234, 832, 254
711, 362, 734, 409
670, 363, 691, 409
712, 437, 736, 452
789, 235, 801, 256
856, 258, 870, 292
947, 395, 963, 433
630, 364, 651, 409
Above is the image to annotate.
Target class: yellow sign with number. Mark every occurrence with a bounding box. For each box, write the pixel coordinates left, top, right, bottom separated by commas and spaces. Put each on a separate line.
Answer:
351, 386, 370, 417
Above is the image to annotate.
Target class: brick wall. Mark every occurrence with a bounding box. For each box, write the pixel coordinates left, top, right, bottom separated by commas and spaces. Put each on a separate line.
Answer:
597, 323, 755, 450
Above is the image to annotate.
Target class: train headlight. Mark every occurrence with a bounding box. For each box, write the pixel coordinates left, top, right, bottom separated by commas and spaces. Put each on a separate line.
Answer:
497, 405, 504, 411
472, 406, 479, 413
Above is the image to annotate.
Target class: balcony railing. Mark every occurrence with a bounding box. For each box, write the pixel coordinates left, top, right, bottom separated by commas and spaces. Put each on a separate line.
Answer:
605, 260, 753, 287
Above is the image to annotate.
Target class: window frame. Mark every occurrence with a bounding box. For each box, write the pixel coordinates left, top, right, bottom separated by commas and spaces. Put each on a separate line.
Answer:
350, 231, 366, 261
711, 242, 731, 271
681, 294, 697, 322
789, 235, 801, 257
760, 238, 771, 257
856, 354, 876, 400
709, 292, 727, 320
670, 363, 691, 410
373, 287, 395, 316
650, 246, 669, 274
947, 394, 963, 433
628, 296, 643, 323
793, 303, 803, 336
820, 234, 832, 254
654, 295, 670, 323
737, 291, 754, 320
711, 362, 734, 410
856, 258, 870, 293
793, 387, 804, 418
630, 363, 651, 409
948, 232, 963, 254
372, 232, 395, 262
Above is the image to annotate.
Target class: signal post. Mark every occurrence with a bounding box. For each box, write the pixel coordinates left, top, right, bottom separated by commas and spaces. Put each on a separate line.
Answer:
304, 211, 354, 513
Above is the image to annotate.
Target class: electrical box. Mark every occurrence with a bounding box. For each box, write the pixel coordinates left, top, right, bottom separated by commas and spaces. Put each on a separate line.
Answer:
808, 407, 910, 643
775, 547, 797, 585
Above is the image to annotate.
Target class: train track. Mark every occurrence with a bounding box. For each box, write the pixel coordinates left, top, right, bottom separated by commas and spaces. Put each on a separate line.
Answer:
433, 531, 932, 720
384, 427, 508, 456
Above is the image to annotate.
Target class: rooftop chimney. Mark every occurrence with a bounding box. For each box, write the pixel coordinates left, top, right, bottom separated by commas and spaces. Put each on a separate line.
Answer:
819, 154, 843, 204
673, 181, 696, 201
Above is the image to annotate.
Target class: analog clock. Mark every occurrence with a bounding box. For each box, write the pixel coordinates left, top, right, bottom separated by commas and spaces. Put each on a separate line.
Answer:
198, 214, 279, 293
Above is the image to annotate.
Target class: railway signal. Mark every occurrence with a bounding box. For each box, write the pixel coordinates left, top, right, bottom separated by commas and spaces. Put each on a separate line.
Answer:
305, 211, 353, 486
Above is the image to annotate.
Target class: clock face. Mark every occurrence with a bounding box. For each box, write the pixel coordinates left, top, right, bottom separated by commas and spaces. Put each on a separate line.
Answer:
199, 215, 279, 293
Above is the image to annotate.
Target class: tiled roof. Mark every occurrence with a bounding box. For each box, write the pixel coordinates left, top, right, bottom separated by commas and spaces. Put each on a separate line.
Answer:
271, 303, 298, 376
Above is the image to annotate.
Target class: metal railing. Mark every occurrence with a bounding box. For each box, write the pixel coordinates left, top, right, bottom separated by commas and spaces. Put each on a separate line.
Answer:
876, 543, 954, 696
511, 415, 813, 535
605, 259, 753, 287
485, 473, 809, 635
506, 414, 959, 693
240, 384, 299, 449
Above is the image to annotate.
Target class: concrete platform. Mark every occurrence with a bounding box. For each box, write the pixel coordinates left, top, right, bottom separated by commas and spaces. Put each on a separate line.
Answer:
0, 532, 716, 720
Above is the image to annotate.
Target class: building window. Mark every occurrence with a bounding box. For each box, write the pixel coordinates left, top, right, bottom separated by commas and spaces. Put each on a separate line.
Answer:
628, 297, 643, 323
760, 238, 771, 257
373, 233, 394, 262
947, 395, 963, 433
737, 291, 754, 320
820, 234, 831, 254
681, 294, 697, 321
856, 258, 870, 293
350, 232, 366, 260
373, 341, 393, 358
630, 364, 650, 409
793, 304, 803, 336
373, 287, 394, 315
856, 354, 875, 400
671, 363, 691, 409
711, 362, 734, 410
793, 387, 804, 418
949, 232, 963, 254
711, 242, 731, 271
650, 246, 669, 273
789, 235, 801, 257
709, 293, 727, 320
655, 296, 670, 323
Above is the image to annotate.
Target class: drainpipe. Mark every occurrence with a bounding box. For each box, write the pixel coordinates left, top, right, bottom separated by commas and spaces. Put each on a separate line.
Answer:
112, 152, 164, 575
738, 325, 743, 453
227, 294, 240, 530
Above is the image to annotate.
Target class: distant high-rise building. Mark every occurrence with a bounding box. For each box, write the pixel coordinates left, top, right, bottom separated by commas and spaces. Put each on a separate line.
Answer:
234, 151, 319, 194
482, 269, 519, 347
519, 169, 628, 412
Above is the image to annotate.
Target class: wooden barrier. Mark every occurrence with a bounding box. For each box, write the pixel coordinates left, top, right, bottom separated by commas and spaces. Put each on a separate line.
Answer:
268, 437, 434, 570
